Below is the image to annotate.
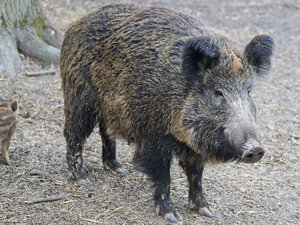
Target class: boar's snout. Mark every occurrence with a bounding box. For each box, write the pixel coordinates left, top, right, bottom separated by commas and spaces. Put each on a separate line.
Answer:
241, 138, 264, 163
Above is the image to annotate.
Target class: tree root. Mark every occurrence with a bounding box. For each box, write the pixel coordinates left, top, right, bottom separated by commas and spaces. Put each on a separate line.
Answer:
0, 28, 24, 77
41, 21, 63, 48
17, 27, 60, 65
0, 0, 62, 77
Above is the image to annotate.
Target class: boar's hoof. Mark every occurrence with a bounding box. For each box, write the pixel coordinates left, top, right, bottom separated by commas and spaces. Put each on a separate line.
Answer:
1, 153, 10, 165
77, 178, 93, 189
115, 167, 129, 175
197, 207, 215, 218
156, 203, 183, 224
163, 211, 183, 224
103, 159, 128, 175
2, 158, 10, 166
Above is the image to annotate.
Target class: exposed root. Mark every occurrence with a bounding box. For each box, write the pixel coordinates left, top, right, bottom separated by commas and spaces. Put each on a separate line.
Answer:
0, 28, 24, 77
17, 27, 60, 65
41, 22, 63, 48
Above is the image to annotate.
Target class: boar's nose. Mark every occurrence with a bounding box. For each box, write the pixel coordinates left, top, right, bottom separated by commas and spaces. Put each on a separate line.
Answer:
241, 139, 264, 163
241, 147, 264, 163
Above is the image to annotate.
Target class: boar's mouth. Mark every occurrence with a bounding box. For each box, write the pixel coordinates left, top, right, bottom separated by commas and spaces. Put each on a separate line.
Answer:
213, 132, 264, 163
213, 132, 242, 162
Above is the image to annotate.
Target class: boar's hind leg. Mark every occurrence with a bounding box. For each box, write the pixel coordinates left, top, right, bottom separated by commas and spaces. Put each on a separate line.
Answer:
64, 94, 97, 188
1, 137, 11, 165
134, 136, 183, 224
99, 119, 128, 175
179, 158, 215, 218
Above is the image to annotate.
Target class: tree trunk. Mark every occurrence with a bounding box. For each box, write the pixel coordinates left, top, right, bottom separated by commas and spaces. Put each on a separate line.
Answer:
0, 0, 62, 77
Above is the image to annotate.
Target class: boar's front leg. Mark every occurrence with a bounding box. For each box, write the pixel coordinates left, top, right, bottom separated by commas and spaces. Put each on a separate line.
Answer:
134, 135, 183, 224
154, 168, 183, 224
179, 156, 215, 218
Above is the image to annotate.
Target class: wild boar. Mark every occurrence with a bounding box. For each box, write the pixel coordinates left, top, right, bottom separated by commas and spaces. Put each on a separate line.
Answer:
60, 3, 274, 223
0, 99, 17, 165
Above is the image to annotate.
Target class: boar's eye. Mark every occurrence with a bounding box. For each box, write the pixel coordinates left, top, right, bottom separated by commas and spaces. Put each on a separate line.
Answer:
11, 100, 18, 112
214, 90, 224, 98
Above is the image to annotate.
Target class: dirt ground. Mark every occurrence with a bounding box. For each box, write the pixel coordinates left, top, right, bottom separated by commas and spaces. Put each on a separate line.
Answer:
0, 0, 299, 224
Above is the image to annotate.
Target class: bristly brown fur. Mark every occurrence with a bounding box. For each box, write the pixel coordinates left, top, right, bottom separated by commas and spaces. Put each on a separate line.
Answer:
60, 3, 254, 152
0, 99, 17, 165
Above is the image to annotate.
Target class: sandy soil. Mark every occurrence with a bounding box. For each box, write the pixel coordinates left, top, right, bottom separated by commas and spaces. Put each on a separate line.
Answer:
0, 0, 299, 224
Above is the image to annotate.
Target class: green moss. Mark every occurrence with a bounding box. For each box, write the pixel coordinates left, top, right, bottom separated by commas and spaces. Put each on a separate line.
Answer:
1, 15, 8, 27
19, 15, 28, 29
30, 15, 47, 37
13, 13, 46, 37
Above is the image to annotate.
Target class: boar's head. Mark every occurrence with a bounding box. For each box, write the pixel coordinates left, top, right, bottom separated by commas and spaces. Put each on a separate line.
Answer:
180, 34, 274, 163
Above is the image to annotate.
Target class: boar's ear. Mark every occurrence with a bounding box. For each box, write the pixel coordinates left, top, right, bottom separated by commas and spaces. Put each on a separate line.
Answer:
182, 37, 219, 83
244, 35, 274, 75
11, 100, 18, 112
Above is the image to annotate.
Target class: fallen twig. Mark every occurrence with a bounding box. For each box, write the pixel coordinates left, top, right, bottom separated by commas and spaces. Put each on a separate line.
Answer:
18, 108, 40, 125
80, 218, 102, 224
23, 69, 56, 77
26, 196, 65, 204
29, 169, 49, 177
